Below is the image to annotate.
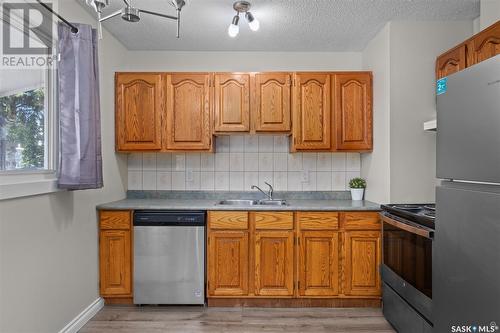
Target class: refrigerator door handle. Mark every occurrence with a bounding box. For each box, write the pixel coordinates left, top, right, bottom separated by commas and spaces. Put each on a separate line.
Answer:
381, 213, 434, 239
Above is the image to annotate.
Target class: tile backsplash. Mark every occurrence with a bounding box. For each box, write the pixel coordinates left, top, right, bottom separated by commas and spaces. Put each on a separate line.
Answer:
127, 135, 361, 192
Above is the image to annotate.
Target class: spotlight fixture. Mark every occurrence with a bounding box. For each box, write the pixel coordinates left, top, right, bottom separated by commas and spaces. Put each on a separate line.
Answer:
227, 1, 260, 38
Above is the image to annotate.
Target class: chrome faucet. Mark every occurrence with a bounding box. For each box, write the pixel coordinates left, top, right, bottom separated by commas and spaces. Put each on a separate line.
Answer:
251, 182, 274, 200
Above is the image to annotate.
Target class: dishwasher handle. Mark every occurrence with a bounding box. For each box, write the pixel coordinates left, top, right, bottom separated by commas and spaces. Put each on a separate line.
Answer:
134, 210, 206, 227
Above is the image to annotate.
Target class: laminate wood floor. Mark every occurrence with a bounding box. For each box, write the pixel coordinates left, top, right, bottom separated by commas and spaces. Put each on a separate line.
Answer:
80, 306, 396, 333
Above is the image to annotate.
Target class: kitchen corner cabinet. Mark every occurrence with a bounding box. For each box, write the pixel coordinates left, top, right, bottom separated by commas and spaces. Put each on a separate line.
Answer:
334, 73, 373, 151
99, 211, 132, 299
115, 73, 163, 151
342, 212, 382, 297
253, 73, 292, 132
292, 73, 333, 151
436, 20, 500, 80
165, 73, 212, 150
213, 73, 251, 132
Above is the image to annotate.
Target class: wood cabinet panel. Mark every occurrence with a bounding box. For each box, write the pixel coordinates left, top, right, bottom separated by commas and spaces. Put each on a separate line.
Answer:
115, 73, 162, 151
209, 211, 249, 230
100, 211, 131, 230
254, 231, 294, 296
214, 73, 251, 132
343, 231, 381, 296
165, 73, 212, 150
99, 229, 132, 296
298, 231, 339, 297
436, 45, 467, 79
208, 231, 249, 296
297, 212, 339, 230
334, 73, 373, 151
342, 212, 380, 230
254, 212, 294, 230
292, 73, 333, 151
468, 22, 500, 66
253, 73, 292, 132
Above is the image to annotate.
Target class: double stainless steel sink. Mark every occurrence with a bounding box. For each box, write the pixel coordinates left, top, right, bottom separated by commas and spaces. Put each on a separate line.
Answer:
216, 199, 288, 206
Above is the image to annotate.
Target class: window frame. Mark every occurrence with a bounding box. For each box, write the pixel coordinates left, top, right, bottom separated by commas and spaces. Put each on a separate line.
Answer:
0, 51, 60, 200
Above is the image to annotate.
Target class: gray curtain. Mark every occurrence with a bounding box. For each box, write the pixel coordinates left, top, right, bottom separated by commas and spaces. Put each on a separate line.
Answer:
57, 23, 103, 190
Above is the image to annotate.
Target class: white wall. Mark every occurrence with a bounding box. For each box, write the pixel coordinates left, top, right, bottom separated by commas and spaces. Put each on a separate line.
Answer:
122, 51, 362, 72
361, 23, 391, 204
0, 1, 128, 332
361, 21, 473, 204
480, 0, 500, 30
389, 21, 472, 203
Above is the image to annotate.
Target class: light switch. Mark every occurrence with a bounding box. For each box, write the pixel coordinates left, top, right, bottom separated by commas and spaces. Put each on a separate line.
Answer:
186, 169, 194, 182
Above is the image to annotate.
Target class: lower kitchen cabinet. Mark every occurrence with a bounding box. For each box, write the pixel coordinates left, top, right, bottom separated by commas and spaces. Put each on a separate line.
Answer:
343, 230, 382, 297
298, 231, 340, 296
254, 230, 294, 296
99, 211, 132, 299
206, 210, 382, 304
207, 230, 249, 296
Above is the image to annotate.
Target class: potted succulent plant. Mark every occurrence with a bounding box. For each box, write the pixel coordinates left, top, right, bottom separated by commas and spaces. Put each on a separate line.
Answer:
349, 177, 366, 201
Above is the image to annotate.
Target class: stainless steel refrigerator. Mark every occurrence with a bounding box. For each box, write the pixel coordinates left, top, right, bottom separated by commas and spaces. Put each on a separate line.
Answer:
435, 55, 500, 332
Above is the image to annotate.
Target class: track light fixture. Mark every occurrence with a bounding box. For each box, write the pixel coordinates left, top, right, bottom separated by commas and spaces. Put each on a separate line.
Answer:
86, 0, 186, 39
227, 1, 260, 38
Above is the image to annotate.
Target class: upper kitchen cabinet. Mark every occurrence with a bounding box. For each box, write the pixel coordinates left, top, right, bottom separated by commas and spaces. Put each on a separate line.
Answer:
214, 73, 251, 133
292, 73, 333, 151
436, 20, 500, 80
467, 21, 500, 66
334, 73, 373, 151
253, 73, 292, 132
115, 73, 163, 151
435, 44, 467, 80
164, 73, 212, 151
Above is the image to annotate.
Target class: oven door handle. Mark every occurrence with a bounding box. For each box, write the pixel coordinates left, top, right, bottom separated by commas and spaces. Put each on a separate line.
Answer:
380, 213, 434, 239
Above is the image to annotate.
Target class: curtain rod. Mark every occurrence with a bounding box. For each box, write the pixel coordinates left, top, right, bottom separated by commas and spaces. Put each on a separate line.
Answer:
36, 0, 79, 33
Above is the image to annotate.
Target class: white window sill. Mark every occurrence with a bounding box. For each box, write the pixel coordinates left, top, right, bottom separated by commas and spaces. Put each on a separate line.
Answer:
0, 172, 64, 201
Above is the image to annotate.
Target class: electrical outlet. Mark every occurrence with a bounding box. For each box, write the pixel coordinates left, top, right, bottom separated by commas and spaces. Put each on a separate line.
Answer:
301, 170, 309, 183
186, 169, 194, 182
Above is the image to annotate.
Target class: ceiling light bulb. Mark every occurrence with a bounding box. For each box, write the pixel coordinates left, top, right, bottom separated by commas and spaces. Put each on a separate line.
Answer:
245, 12, 259, 31
228, 14, 240, 37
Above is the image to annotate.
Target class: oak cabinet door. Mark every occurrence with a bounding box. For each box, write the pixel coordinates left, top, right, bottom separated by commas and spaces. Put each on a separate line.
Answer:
165, 74, 212, 150
436, 45, 467, 79
292, 73, 332, 151
214, 73, 250, 132
253, 73, 292, 132
334, 73, 373, 151
298, 231, 339, 296
99, 229, 132, 296
343, 230, 381, 297
208, 231, 249, 296
115, 73, 162, 151
468, 22, 500, 66
254, 231, 294, 296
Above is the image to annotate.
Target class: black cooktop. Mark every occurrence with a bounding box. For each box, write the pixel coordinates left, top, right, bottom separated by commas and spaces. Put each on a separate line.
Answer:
381, 204, 436, 229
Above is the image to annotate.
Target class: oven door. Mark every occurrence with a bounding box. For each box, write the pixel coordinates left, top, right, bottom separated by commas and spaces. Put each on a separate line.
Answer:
381, 212, 433, 322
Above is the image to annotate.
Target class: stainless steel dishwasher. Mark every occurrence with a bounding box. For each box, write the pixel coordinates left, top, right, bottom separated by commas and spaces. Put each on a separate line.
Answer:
133, 210, 205, 305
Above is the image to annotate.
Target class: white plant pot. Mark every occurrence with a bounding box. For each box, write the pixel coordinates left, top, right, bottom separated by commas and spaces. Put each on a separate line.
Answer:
350, 188, 365, 201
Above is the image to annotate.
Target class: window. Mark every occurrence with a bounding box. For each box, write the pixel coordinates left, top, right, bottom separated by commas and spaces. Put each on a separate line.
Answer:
0, 84, 46, 171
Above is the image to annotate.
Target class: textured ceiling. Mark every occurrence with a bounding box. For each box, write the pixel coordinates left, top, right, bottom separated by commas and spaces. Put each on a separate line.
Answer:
78, 0, 479, 51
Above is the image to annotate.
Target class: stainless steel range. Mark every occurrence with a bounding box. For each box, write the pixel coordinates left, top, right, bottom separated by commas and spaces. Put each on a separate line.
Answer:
380, 204, 434, 333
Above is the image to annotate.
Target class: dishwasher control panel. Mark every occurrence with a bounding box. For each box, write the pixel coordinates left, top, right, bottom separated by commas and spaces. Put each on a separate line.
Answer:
134, 210, 206, 226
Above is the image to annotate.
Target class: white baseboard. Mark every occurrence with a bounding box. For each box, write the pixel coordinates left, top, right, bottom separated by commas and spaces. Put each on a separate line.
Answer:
59, 297, 104, 333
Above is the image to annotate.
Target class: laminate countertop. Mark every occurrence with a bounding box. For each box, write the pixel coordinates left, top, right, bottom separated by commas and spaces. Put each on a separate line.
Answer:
97, 198, 380, 211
